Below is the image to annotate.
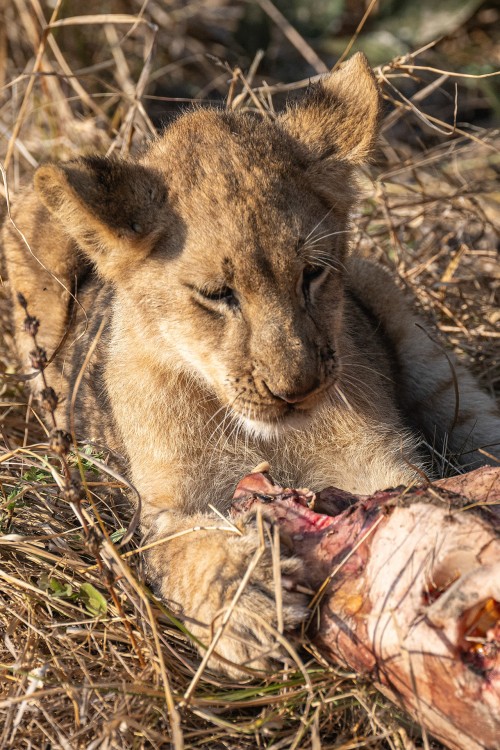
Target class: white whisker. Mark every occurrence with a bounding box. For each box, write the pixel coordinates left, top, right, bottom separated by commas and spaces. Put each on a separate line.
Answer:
304, 206, 335, 242
220, 414, 243, 456
205, 406, 232, 453
304, 254, 346, 275
339, 357, 394, 384
340, 373, 382, 401
333, 383, 354, 411
204, 400, 233, 434
215, 407, 240, 454
303, 229, 349, 250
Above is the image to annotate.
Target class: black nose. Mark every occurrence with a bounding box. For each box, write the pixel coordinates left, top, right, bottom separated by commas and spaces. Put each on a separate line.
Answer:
266, 379, 321, 404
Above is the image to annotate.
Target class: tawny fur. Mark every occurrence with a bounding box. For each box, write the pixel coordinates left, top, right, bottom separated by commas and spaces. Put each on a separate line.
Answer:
1, 53, 499, 677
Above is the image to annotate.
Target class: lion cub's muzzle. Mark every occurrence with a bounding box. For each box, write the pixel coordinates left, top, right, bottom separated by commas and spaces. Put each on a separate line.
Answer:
249, 363, 335, 422
223, 343, 337, 427
233, 370, 332, 432
256, 342, 336, 411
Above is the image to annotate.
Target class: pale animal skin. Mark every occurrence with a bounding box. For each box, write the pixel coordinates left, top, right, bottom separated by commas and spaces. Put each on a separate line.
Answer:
2, 54, 499, 676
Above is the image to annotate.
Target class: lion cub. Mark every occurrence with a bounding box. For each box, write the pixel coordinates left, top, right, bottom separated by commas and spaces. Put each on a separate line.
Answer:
2, 53, 499, 676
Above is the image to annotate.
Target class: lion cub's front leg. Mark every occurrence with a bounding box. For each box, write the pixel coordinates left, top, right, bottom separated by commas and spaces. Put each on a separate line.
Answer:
144, 507, 309, 677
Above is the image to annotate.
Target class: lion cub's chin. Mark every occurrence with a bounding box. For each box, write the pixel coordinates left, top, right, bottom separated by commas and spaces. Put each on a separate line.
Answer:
236, 409, 314, 441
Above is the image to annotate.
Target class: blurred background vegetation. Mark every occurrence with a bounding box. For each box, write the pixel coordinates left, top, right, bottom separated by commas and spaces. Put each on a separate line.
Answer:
1, 0, 499, 149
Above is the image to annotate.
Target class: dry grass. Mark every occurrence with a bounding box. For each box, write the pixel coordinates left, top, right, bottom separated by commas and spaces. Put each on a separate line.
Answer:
0, 2, 499, 749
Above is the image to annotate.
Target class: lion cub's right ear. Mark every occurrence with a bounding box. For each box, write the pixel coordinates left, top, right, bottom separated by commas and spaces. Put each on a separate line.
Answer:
280, 53, 382, 207
34, 156, 168, 280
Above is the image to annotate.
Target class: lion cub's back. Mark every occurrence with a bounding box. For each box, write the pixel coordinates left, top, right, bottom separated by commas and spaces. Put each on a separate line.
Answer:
347, 256, 500, 467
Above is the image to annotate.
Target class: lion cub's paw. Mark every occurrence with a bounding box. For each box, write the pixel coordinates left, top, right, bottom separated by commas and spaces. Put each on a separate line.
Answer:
157, 515, 310, 678
205, 526, 309, 677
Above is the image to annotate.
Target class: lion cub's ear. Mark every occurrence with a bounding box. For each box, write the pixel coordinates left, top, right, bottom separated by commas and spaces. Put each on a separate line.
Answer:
34, 156, 167, 279
280, 52, 381, 203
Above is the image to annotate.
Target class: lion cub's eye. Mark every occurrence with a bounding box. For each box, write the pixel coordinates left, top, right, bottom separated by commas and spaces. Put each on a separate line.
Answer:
302, 264, 328, 290
198, 286, 238, 308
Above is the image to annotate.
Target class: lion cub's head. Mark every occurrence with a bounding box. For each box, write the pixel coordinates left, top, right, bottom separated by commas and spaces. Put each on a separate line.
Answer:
34, 53, 381, 436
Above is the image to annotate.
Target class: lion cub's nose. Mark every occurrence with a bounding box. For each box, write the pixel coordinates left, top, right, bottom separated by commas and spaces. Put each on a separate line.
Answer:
267, 379, 321, 404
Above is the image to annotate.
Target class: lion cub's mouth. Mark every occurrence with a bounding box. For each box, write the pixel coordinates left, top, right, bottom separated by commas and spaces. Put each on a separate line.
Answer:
229, 387, 331, 438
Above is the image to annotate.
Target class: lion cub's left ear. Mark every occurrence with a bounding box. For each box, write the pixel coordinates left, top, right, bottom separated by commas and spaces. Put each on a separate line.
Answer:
280, 53, 381, 200
34, 156, 168, 280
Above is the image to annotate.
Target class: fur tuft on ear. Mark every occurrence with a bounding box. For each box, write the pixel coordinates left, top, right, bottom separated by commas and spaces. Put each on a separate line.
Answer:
34, 157, 168, 279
